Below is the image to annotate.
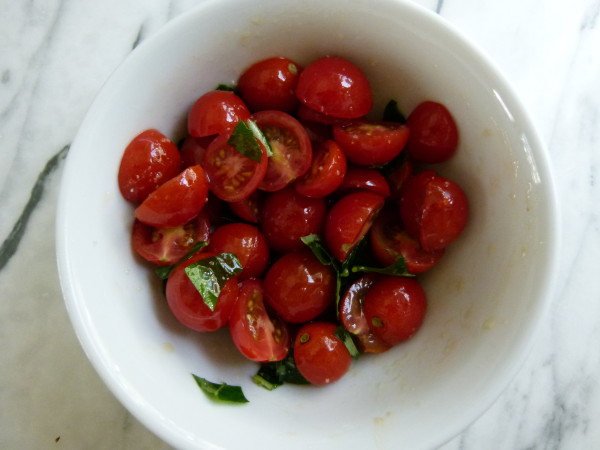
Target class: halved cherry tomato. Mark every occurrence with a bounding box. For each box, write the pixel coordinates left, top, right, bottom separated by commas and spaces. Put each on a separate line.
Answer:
201, 133, 268, 202
237, 57, 301, 113
118, 129, 182, 203
180, 135, 215, 168
294, 321, 352, 385
165, 252, 239, 332
333, 120, 409, 166
187, 90, 251, 137
325, 191, 385, 262
296, 104, 351, 126
131, 213, 210, 266
406, 101, 458, 163
263, 250, 336, 323
229, 279, 290, 362
205, 223, 270, 280
228, 189, 264, 223
134, 165, 209, 228
338, 166, 391, 198
296, 56, 372, 119
294, 140, 347, 198
362, 276, 427, 346
252, 110, 312, 191
261, 186, 327, 253
399, 170, 469, 251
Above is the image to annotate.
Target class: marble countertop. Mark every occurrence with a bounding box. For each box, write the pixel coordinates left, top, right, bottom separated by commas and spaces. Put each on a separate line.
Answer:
1, 0, 599, 448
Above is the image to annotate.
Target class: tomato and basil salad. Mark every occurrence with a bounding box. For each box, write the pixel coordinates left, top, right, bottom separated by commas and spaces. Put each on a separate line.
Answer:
117, 55, 468, 399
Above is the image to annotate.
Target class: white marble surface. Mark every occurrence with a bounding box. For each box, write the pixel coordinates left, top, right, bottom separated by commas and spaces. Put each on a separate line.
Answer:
1, 0, 599, 448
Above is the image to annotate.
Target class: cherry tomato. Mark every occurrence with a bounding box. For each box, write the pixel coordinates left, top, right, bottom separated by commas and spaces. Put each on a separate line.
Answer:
180, 135, 214, 168
131, 213, 210, 266
134, 165, 209, 228
261, 186, 327, 253
399, 171, 469, 251
294, 140, 347, 198
205, 223, 270, 280
406, 101, 458, 163
294, 322, 352, 385
370, 207, 444, 274
187, 90, 251, 137
165, 252, 239, 332
333, 120, 409, 166
237, 56, 301, 113
296, 104, 352, 126
118, 129, 182, 203
325, 191, 385, 262
386, 158, 413, 199
339, 275, 391, 354
252, 110, 312, 191
263, 250, 336, 323
229, 279, 290, 362
228, 189, 264, 223
201, 132, 268, 202
338, 166, 391, 198
296, 56, 372, 119
362, 276, 427, 346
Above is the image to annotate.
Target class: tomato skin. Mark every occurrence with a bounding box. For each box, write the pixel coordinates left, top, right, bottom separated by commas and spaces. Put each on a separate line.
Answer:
205, 223, 270, 280
201, 132, 268, 202
180, 135, 214, 168
296, 56, 372, 119
294, 140, 347, 198
187, 90, 251, 137
338, 166, 391, 198
134, 165, 209, 228
131, 213, 210, 266
261, 187, 327, 253
263, 250, 336, 323
229, 279, 290, 362
406, 101, 458, 163
228, 189, 264, 223
294, 322, 352, 385
237, 57, 302, 113
165, 252, 239, 332
362, 276, 427, 346
251, 110, 313, 192
118, 129, 182, 203
333, 120, 409, 166
297, 104, 352, 126
387, 158, 413, 199
325, 191, 385, 262
399, 171, 469, 251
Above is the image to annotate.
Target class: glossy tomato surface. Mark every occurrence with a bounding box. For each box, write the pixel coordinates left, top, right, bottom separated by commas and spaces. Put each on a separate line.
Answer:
295, 140, 347, 198
187, 90, 250, 137
228, 189, 264, 223
406, 101, 459, 163
338, 166, 391, 198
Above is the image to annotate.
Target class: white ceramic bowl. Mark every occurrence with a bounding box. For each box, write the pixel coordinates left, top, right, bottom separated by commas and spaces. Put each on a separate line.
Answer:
56, 0, 559, 448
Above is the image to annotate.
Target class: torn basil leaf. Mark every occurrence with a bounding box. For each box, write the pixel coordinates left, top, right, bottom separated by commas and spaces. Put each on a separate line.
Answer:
382, 99, 406, 123
246, 119, 273, 157
155, 241, 208, 280
352, 256, 414, 277
253, 353, 309, 390
184, 253, 242, 311
215, 83, 237, 92
335, 326, 361, 359
228, 121, 263, 163
192, 374, 248, 403
300, 234, 338, 268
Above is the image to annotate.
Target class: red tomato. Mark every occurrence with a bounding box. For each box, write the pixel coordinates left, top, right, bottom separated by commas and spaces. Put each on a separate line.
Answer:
131, 213, 210, 266
399, 171, 469, 251
338, 166, 391, 198
263, 250, 336, 323
294, 140, 347, 198
325, 191, 385, 262
187, 90, 251, 137
339, 275, 391, 354
296, 104, 352, 126
180, 135, 214, 168
386, 158, 413, 199
369, 207, 444, 274
296, 56, 372, 119
165, 252, 239, 332
229, 279, 290, 362
294, 322, 352, 385
362, 276, 427, 346
333, 120, 409, 166
261, 186, 327, 253
252, 110, 313, 191
134, 165, 209, 228
237, 56, 301, 113
201, 132, 268, 202
228, 189, 264, 223
406, 101, 459, 163
118, 129, 182, 203
205, 223, 270, 280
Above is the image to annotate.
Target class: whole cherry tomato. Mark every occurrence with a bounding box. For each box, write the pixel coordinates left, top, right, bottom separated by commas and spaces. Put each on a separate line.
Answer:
406, 101, 458, 163
187, 90, 250, 137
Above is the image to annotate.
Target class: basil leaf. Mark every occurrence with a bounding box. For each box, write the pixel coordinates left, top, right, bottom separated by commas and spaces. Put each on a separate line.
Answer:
339, 237, 368, 277
155, 241, 208, 280
352, 256, 415, 277
253, 353, 309, 390
184, 253, 242, 311
192, 374, 249, 403
335, 326, 361, 359
215, 83, 236, 92
246, 119, 273, 157
300, 234, 338, 268
227, 120, 272, 162
382, 99, 406, 123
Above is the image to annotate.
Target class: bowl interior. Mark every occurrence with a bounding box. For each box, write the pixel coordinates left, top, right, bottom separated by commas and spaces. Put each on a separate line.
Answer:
57, 0, 558, 449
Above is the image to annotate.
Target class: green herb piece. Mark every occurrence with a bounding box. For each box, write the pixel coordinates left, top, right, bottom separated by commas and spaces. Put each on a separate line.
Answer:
155, 241, 208, 280
352, 256, 415, 277
246, 119, 273, 157
227, 121, 263, 163
192, 374, 249, 403
184, 253, 242, 310
335, 326, 361, 359
300, 234, 338, 268
382, 99, 406, 123
253, 353, 309, 390
215, 83, 236, 92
